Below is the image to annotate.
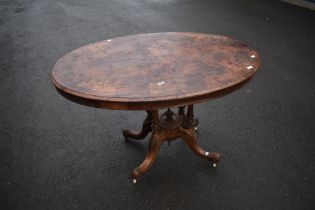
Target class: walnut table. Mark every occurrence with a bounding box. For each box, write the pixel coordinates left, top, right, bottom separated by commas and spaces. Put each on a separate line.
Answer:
50, 32, 261, 183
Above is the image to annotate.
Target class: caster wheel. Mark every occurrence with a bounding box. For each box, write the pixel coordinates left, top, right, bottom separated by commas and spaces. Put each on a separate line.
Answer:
132, 179, 137, 184
212, 163, 217, 168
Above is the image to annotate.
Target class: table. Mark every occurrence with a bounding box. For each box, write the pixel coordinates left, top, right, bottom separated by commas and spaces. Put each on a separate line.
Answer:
50, 32, 261, 183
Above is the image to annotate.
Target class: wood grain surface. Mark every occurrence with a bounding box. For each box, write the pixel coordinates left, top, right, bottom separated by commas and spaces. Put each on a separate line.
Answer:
50, 32, 260, 110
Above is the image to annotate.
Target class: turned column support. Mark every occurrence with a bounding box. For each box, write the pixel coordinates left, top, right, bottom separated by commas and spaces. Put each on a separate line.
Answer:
182, 105, 199, 130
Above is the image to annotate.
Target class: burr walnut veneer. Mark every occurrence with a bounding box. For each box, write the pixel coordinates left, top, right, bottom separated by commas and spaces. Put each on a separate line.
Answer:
50, 32, 260, 183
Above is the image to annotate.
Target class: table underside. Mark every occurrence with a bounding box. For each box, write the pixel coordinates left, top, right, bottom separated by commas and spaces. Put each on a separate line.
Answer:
123, 105, 221, 183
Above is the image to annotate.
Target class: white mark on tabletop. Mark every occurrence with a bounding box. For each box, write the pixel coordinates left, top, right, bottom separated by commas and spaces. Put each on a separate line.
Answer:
158, 81, 165, 86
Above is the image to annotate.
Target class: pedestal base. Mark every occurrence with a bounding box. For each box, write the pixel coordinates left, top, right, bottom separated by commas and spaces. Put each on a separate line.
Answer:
123, 105, 221, 183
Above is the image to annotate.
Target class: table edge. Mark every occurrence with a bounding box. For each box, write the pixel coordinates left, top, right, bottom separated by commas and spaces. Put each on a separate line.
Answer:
50, 73, 255, 110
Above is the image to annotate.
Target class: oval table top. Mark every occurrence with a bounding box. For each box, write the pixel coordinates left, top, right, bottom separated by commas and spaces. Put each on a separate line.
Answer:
50, 32, 260, 110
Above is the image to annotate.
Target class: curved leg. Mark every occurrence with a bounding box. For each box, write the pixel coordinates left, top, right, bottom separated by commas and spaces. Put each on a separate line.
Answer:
123, 111, 152, 140
131, 131, 164, 183
179, 127, 221, 166
127, 107, 222, 183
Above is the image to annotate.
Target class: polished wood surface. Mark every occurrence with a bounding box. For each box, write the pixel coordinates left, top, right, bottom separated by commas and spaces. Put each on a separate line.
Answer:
50, 32, 260, 110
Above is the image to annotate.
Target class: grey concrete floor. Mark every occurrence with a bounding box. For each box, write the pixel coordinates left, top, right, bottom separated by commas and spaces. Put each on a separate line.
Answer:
1, 0, 315, 209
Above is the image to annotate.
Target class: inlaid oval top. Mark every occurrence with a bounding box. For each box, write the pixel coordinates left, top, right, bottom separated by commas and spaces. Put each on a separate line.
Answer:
51, 32, 260, 110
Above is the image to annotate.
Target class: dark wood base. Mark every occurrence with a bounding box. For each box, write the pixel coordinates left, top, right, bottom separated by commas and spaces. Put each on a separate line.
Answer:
123, 105, 221, 183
